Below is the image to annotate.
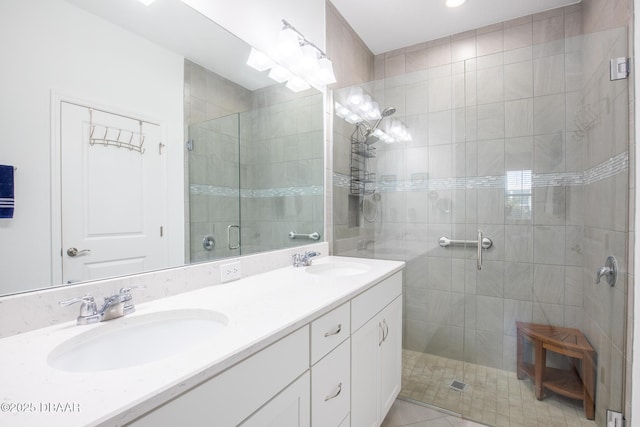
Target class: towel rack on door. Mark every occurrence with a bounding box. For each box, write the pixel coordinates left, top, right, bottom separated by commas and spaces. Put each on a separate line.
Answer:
438, 231, 493, 270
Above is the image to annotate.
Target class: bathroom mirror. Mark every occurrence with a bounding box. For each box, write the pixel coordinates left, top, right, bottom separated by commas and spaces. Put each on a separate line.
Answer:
0, 0, 324, 296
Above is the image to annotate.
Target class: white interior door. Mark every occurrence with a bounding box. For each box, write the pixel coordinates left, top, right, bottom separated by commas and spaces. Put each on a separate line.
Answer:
60, 102, 166, 284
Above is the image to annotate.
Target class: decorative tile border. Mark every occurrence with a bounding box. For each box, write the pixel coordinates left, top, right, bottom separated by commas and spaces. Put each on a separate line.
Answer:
190, 184, 323, 198
333, 151, 628, 191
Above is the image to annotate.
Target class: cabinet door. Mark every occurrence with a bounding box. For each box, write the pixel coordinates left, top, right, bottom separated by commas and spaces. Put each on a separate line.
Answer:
379, 296, 402, 418
241, 372, 310, 427
351, 315, 382, 427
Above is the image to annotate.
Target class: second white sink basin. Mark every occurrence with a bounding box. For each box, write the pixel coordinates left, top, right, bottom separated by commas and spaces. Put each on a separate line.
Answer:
305, 261, 371, 277
48, 309, 228, 372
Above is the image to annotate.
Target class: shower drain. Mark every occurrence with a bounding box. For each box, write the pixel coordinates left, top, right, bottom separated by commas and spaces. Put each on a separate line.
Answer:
449, 380, 468, 392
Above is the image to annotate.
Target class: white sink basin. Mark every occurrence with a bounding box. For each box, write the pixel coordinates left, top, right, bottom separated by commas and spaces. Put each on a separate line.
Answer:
48, 309, 228, 372
305, 261, 371, 277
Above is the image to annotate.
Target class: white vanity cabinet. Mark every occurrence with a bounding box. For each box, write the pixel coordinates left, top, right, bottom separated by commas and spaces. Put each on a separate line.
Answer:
351, 273, 403, 427
126, 270, 403, 427
310, 302, 351, 426
240, 372, 310, 427
126, 326, 310, 427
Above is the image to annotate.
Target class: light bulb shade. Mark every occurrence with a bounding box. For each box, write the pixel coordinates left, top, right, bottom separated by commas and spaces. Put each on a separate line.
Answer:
314, 57, 337, 85
246, 48, 275, 72
364, 102, 380, 120
345, 113, 363, 124
390, 120, 403, 135
446, 0, 466, 7
277, 28, 302, 59
286, 76, 311, 92
359, 95, 373, 113
334, 102, 350, 118
347, 86, 363, 106
297, 44, 319, 74
268, 65, 291, 83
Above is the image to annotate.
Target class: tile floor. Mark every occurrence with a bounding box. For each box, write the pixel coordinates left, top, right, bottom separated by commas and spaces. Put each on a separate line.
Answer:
399, 350, 598, 427
382, 398, 486, 427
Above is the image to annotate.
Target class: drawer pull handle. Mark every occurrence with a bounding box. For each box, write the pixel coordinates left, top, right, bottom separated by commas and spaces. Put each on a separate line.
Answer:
324, 324, 342, 337
379, 322, 384, 346
324, 382, 342, 401
382, 319, 389, 342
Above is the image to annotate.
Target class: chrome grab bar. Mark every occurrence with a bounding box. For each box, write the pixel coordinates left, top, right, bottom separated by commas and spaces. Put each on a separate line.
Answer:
288, 231, 321, 240
439, 232, 492, 271
438, 236, 493, 249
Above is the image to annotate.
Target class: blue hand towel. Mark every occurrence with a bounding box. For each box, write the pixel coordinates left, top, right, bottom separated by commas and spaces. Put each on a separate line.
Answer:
0, 165, 15, 219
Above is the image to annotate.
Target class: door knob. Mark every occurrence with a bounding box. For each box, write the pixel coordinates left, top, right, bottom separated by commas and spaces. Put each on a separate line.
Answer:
67, 247, 91, 257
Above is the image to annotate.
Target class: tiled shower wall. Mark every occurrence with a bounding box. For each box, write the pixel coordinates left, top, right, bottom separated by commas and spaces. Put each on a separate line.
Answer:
184, 59, 251, 262
368, 5, 593, 371
331, 1, 634, 423
185, 60, 324, 262
239, 88, 324, 254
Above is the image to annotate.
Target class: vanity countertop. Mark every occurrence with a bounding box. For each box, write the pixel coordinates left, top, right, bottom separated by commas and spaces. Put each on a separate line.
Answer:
0, 256, 404, 427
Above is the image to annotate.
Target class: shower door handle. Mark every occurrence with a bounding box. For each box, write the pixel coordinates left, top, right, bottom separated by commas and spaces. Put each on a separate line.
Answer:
477, 230, 483, 271
227, 225, 240, 250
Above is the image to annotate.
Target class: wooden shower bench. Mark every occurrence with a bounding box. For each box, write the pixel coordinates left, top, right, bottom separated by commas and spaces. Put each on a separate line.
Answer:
516, 322, 596, 420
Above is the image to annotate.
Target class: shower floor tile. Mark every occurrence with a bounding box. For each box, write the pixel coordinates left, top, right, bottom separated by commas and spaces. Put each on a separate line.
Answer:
400, 350, 598, 427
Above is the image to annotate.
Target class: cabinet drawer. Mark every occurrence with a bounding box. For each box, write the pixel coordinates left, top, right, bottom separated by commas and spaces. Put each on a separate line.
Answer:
351, 272, 402, 333
311, 339, 350, 427
310, 303, 350, 364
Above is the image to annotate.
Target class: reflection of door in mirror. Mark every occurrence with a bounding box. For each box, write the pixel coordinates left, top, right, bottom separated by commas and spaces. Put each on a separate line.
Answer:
61, 102, 167, 283
187, 114, 240, 262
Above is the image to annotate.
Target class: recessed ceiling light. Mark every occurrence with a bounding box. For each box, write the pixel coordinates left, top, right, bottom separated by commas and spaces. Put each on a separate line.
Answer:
446, 0, 466, 7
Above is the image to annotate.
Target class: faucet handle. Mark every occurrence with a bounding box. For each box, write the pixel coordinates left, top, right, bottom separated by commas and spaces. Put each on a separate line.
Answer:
118, 285, 145, 314
59, 295, 98, 317
119, 285, 146, 295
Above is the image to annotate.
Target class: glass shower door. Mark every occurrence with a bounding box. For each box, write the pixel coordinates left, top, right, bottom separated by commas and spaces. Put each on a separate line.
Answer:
335, 17, 629, 427
187, 114, 241, 262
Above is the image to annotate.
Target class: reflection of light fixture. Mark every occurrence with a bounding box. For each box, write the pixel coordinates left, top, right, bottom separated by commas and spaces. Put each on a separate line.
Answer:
268, 65, 291, 83
137, 0, 156, 4
286, 76, 311, 92
247, 48, 276, 72
446, 0, 466, 7
245, 19, 337, 92
335, 86, 411, 143
347, 87, 363, 106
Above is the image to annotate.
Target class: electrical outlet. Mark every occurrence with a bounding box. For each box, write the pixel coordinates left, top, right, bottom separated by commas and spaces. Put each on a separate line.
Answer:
607, 409, 624, 427
220, 261, 241, 283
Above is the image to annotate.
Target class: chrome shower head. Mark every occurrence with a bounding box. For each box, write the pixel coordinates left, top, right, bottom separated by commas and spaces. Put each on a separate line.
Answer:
363, 106, 396, 143
381, 106, 396, 117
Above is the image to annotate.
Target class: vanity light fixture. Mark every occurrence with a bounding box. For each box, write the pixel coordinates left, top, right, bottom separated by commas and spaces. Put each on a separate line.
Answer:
246, 19, 336, 93
247, 48, 276, 72
446, 0, 466, 7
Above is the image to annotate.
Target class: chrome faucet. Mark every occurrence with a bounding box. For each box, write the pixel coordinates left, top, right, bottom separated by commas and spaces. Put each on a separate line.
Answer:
596, 255, 618, 286
292, 251, 322, 267
59, 285, 145, 325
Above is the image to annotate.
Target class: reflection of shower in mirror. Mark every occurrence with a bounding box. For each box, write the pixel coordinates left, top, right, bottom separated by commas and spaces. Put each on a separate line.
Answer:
362, 191, 381, 222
